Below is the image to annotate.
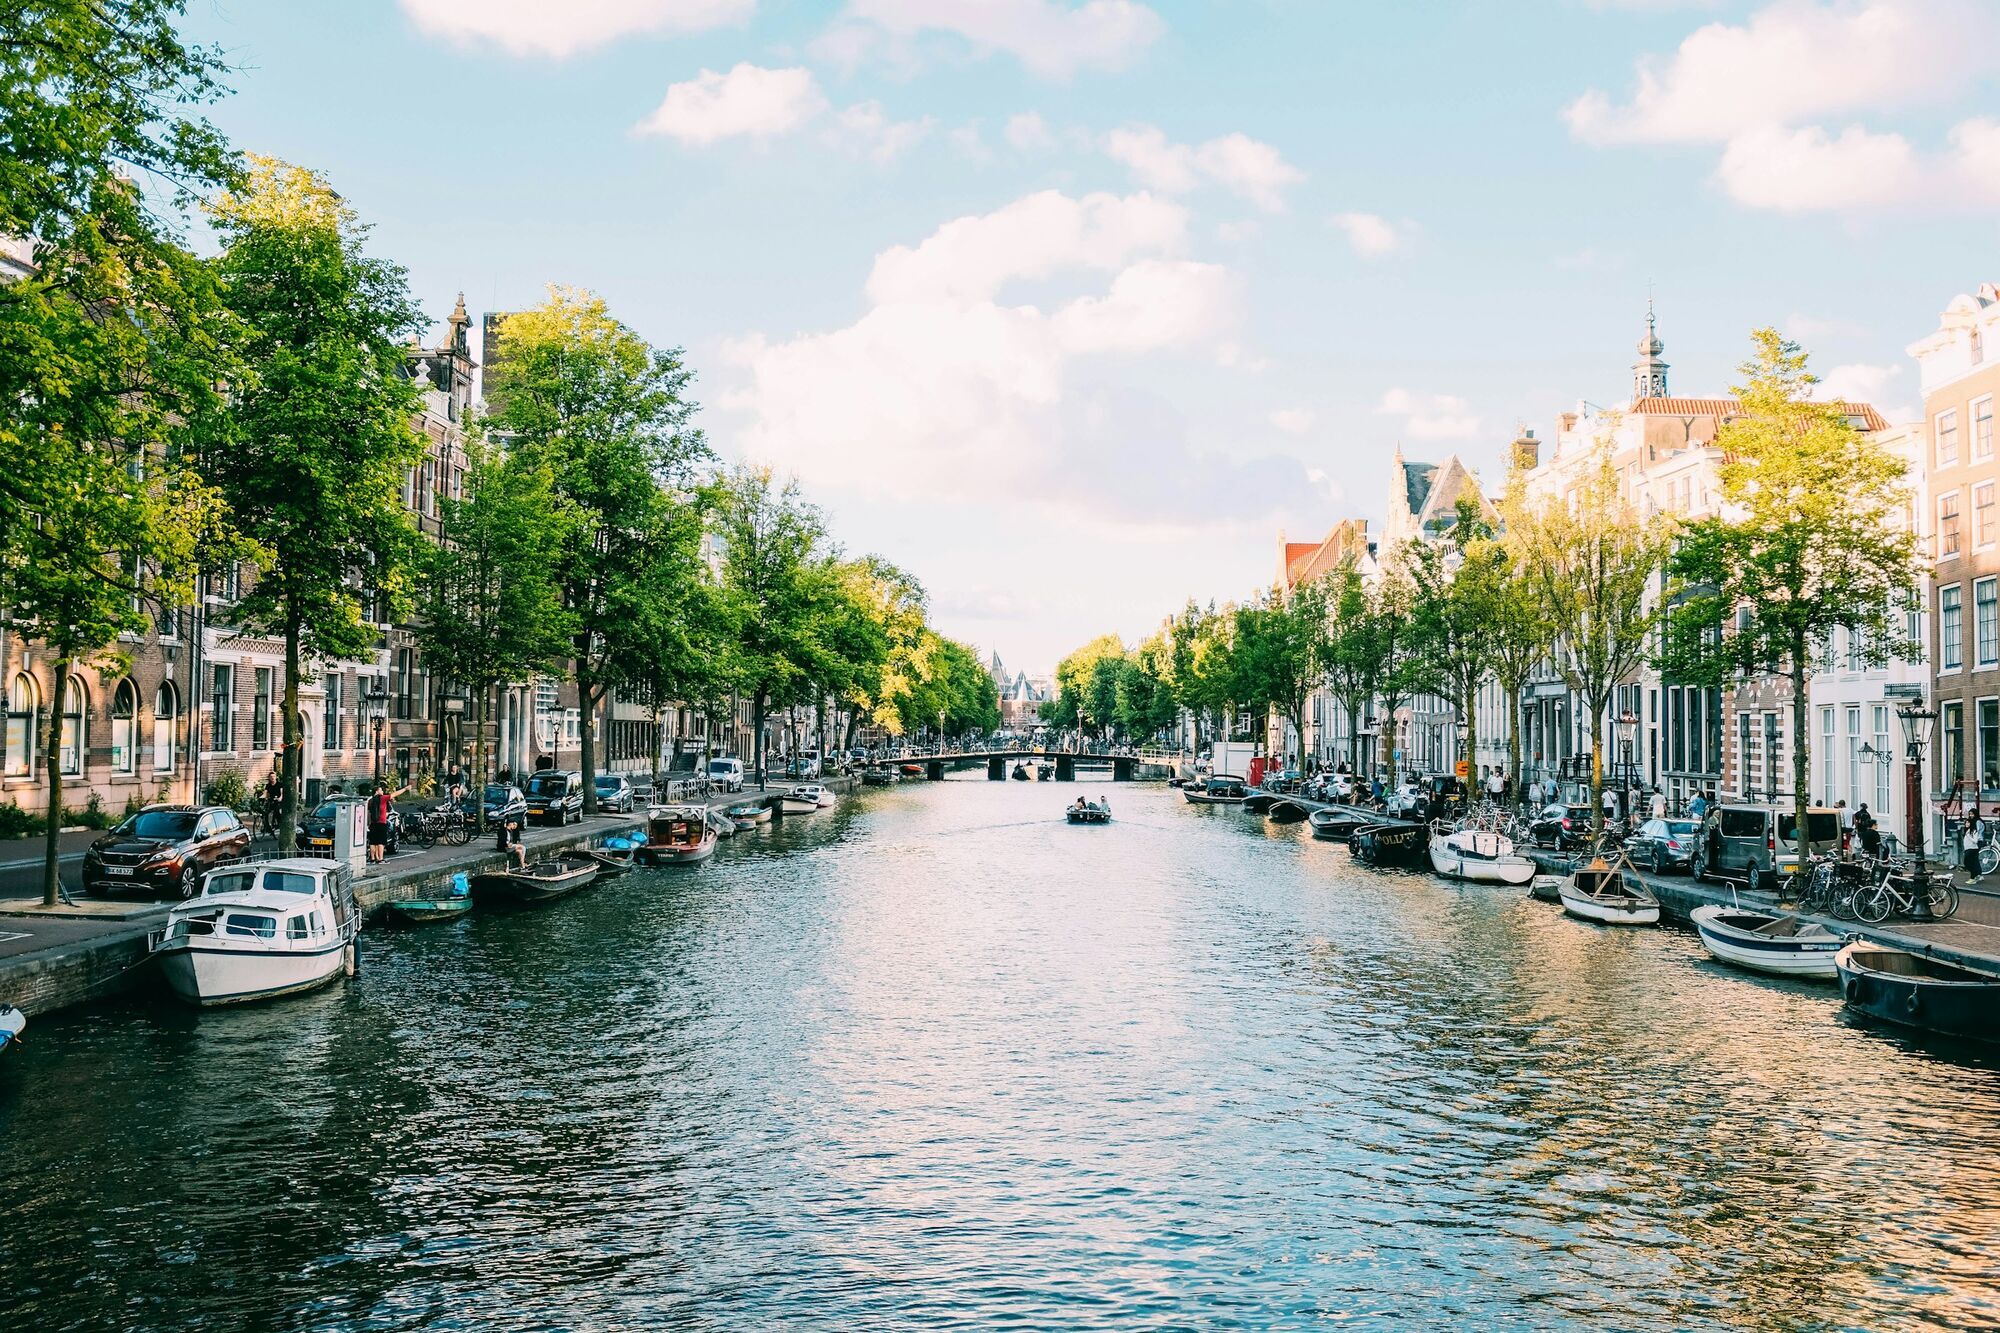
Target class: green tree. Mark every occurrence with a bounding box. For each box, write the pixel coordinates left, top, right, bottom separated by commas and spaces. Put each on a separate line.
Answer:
839, 557, 930, 745
1048, 635, 1127, 738
1409, 497, 1506, 788
207, 156, 425, 852
1231, 579, 1333, 773
1362, 560, 1432, 788
1320, 561, 1382, 777
1487, 508, 1555, 804
411, 437, 575, 830
486, 287, 709, 812
1517, 445, 1673, 836
1661, 329, 1920, 861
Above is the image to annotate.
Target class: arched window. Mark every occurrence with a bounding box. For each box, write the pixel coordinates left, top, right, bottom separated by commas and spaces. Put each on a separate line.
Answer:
111, 680, 138, 774
4, 675, 37, 777
59, 676, 86, 776
153, 682, 178, 772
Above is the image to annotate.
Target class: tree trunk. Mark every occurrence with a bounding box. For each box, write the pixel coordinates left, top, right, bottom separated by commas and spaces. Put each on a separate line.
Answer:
753, 689, 768, 791
1791, 646, 1811, 894
1504, 681, 1523, 810
1587, 693, 1607, 841
650, 701, 663, 800
281, 616, 300, 854
42, 655, 68, 907
1290, 703, 1309, 772
1461, 679, 1478, 794
472, 680, 489, 834
579, 673, 599, 815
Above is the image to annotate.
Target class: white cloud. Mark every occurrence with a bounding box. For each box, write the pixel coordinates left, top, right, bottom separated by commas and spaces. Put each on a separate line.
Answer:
864, 189, 1187, 306
1005, 112, 1058, 153
634, 64, 826, 145
838, 0, 1165, 77
1814, 362, 1912, 421
1376, 388, 1481, 441
1712, 122, 1921, 211
1269, 408, 1315, 435
399, 0, 752, 58
720, 189, 1318, 531
827, 101, 936, 163
1329, 211, 1403, 257
1565, 0, 1994, 146
1102, 125, 1304, 212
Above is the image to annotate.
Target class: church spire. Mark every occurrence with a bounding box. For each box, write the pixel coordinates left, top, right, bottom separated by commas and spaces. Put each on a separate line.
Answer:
1632, 298, 1669, 400
444, 292, 470, 356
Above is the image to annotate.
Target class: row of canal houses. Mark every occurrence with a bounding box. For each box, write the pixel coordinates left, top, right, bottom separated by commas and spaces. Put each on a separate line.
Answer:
1277, 283, 2000, 852
0, 297, 773, 818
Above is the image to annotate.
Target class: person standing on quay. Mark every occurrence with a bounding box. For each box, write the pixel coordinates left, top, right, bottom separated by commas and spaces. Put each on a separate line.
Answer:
367, 780, 407, 864
1961, 808, 1986, 885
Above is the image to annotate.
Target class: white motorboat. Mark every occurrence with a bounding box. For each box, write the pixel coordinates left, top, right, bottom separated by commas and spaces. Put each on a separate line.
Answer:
152, 858, 359, 1006
1428, 825, 1536, 885
0, 1003, 24, 1057
1691, 905, 1842, 979
782, 784, 833, 814
1559, 857, 1660, 925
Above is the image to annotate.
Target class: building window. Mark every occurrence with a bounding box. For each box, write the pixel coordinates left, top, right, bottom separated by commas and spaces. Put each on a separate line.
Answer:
1907, 605, 1926, 663
1944, 700, 1966, 788
1938, 408, 1960, 468
1873, 705, 1892, 812
1976, 396, 1995, 462
1981, 578, 2000, 668
1764, 712, 1781, 798
1974, 328, 1986, 366
1942, 584, 1964, 671
253, 668, 271, 751
1979, 484, 1996, 549
111, 679, 137, 774
1821, 706, 1836, 801
153, 682, 177, 772
1846, 706, 1861, 806
210, 664, 234, 753
396, 648, 412, 721
5, 674, 38, 777
1982, 699, 2000, 791
324, 675, 342, 750
59, 676, 85, 776
1940, 491, 1962, 559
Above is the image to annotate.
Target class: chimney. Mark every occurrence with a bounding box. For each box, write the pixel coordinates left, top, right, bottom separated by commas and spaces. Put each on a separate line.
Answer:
1511, 426, 1540, 471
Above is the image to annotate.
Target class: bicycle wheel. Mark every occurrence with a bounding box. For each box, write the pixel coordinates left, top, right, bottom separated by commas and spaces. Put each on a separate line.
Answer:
1827, 885, 1859, 920
446, 818, 470, 846
1854, 884, 1891, 924
1926, 878, 1960, 919
409, 819, 436, 852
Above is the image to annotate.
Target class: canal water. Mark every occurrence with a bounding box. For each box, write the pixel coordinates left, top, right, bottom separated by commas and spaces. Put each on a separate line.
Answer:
4, 779, 2000, 1331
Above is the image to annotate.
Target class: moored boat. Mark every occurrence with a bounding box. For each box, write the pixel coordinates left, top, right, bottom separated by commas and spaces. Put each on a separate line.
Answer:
152, 858, 360, 1005
778, 790, 821, 815
1835, 942, 2000, 1043
725, 800, 772, 826
0, 1004, 25, 1057
1265, 799, 1310, 825
1428, 824, 1537, 885
1012, 763, 1030, 780
900, 763, 925, 776
1309, 809, 1363, 841
1349, 819, 1429, 868
1184, 776, 1250, 806
1559, 857, 1660, 925
471, 853, 600, 903
578, 845, 637, 878
1691, 905, 1841, 979
862, 769, 897, 786
1528, 874, 1563, 903
636, 805, 719, 866
387, 872, 475, 923
1037, 762, 1053, 781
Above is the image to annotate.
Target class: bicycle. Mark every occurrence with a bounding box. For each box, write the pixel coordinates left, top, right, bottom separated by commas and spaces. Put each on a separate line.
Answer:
1854, 865, 1959, 923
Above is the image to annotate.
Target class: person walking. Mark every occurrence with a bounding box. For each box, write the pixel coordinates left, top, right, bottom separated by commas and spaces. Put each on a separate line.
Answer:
1852, 803, 1880, 857
1961, 808, 1987, 884
1650, 787, 1667, 821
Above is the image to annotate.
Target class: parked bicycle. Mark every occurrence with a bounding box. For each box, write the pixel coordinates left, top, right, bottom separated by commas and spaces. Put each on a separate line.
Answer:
1853, 865, 1958, 923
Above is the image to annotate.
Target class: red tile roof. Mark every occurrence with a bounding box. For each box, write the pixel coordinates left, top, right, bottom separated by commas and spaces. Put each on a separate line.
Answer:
1630, 396, 1888, 432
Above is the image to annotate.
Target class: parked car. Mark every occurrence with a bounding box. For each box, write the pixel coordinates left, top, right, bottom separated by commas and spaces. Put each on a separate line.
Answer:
1628, 817, 1701, 874
707, 756, 745, 793
297, 795, 400, 858
1529, 803, 1598, 850
593, 772, 636, 813
482, 783, 527, 824
523, 770, 585, 825
1691, 803, 1842, 892
83, 804, 251, 898
783, 754, 821, 779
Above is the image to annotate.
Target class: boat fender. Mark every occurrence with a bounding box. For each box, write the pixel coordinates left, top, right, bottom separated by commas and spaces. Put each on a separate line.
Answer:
1906, 986, 1922, 1016
450, 871, 470, 898
1842, 976, 1860, 1002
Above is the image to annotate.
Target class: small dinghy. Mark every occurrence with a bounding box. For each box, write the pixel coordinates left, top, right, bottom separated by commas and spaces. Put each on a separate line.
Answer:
900, 763, 926, 776
1309, 809, 1363, 841
1559, 855, 1660, 925
1429, 824, 1536, 885
1184, 776, 1250, 806
862, 769, 897, 786
1835, 942, 2000, 1043
1066, 800, 1111, 825
1692, 905, 1841, 979
1265, 800, 1310, 826
0, 1004, 25, 1057
1528, 874, 1564, 903
636, 805, 719, 866
1012, 763, 1030, 780
1037, 762, 1053, 781
387, 872, 476, 924
725, 800, 771, 826
779, 787, 823, 815
471, 853, 599, 904
579, 844, 637, 878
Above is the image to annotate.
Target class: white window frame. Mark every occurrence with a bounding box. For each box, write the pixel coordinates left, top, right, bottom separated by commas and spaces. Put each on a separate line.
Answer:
1942, 582, 1964, 673
1975, 395, 1995, 463
1981, 577, 2000, 669
1978, 482, 1996, 551
1938, 407, 1961, 469
1939, 489, 1963, 561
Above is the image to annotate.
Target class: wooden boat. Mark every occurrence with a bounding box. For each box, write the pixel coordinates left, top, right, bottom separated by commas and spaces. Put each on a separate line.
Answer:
1528, 874, 1564, 903
153, 859, 360, 1005
1309, 809, 1364, 841
1559, 856, 1660, 925
1349, 819, 1429, 868
725, 800, 771, 826
800, 784, 837, 808
471, 853, 599, 903
578, 845, 636, 878
1692, 905, 1841, 979
706, 810, 737, 838
1184, 776, 1250, 806
387, 872, 476, 923
0, 1004, 24, 1057
1264, 799, 1311, 825
1066, 801, 1111, 825
1835, 942, 2000, 1043
1429, 825, 1537, 885
636, 805, 719, 866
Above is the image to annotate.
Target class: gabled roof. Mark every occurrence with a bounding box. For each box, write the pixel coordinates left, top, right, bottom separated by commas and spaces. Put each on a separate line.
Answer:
1415, 456, 1495, 532
1402, 461, 1437, 517
1630, 396, 1888, 432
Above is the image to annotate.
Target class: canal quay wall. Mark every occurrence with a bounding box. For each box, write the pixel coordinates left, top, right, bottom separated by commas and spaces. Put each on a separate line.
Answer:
0, 775, 859, 1019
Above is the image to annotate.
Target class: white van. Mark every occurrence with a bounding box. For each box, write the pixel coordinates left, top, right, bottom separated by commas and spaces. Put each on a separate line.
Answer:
706, 756, 745, 793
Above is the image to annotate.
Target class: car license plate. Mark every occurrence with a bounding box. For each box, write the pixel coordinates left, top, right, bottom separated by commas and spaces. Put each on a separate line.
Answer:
105, 866, 133, 876
528, 807, 544, 815
310, 837, 331, 847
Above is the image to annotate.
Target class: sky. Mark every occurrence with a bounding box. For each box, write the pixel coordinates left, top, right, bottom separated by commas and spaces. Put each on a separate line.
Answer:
176, 0, 2000, 672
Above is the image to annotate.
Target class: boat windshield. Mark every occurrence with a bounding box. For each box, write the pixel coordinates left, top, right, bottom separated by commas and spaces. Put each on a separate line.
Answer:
204, 872, 257, 897
265, 871, 320, 894
223, 913, 277, 938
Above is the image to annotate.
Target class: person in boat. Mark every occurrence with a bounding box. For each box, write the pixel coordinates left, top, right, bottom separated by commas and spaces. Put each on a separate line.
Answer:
1071, 797, 1088, 814
496, 810, 528, 869
1852, 803, 1880, 857
367, 780, 408, 864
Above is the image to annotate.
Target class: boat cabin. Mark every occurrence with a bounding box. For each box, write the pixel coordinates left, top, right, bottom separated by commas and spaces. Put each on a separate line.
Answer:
162, 859, 355, 951
647, 805, 711, 849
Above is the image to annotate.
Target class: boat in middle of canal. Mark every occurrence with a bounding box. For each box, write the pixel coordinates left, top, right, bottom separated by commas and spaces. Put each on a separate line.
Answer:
1691, 904, 1842, 979
1427, 822, 1536, 884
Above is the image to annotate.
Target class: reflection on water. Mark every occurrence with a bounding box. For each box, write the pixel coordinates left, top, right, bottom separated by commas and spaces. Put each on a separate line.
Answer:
4, 779, 2000, 1330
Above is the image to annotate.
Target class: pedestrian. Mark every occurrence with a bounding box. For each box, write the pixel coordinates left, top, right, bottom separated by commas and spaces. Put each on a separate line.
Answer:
1485, 766, 1505, 805
1962, 808, 1986, 883
1650, 787, 1667, 821
1852, 802, 1880, 857
367, 779, 407, 864
1689, 789, 1710, 822
1601, 784, 1619, 823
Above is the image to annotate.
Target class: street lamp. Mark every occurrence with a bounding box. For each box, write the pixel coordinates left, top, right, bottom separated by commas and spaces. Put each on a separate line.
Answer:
365, 679, 388, 784
1616, 709, 1639, 794
1897, 699, 1938, 920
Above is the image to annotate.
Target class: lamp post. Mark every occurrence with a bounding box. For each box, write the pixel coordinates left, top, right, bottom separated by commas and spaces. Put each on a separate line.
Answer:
1897, 699, 1937, 920
365, 679, 388, 785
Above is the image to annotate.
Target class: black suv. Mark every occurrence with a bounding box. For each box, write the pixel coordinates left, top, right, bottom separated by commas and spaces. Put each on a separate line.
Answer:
523, 770, 585, 825
83, 804, 251, 898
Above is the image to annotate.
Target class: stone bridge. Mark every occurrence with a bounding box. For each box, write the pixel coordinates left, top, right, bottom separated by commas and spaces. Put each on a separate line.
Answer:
860, 750, 1174, 783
